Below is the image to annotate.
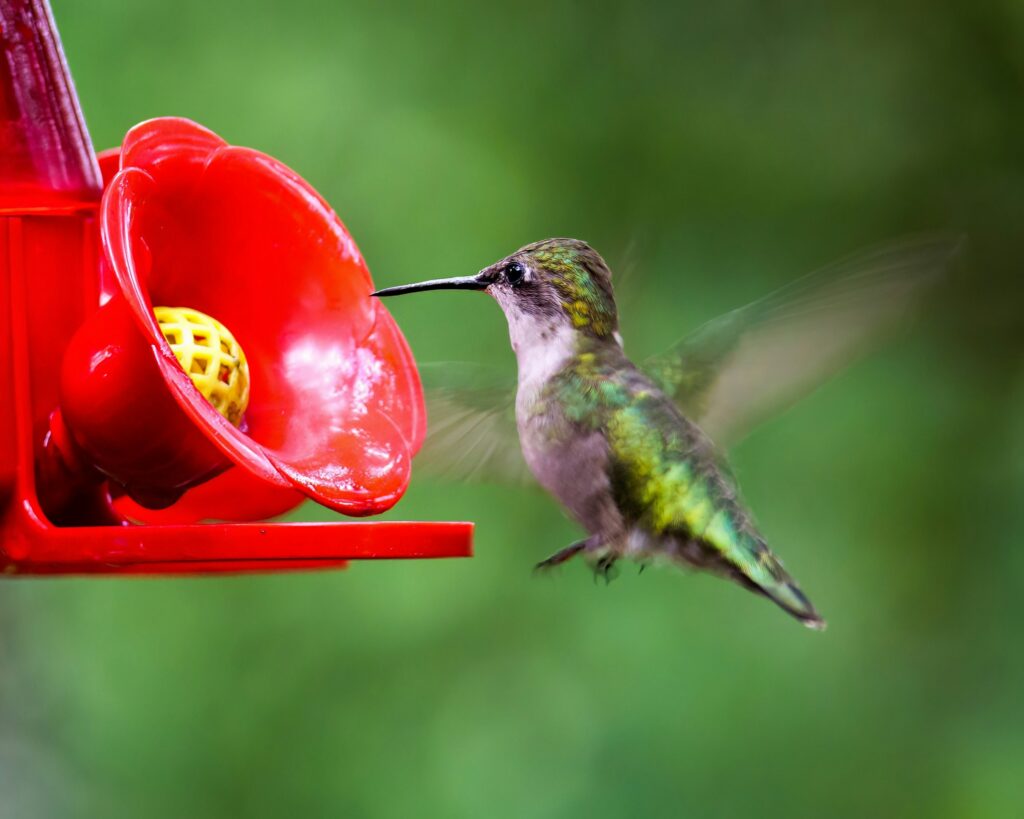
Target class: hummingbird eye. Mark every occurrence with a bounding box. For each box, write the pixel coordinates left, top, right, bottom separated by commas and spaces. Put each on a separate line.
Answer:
504, 262, 525, 286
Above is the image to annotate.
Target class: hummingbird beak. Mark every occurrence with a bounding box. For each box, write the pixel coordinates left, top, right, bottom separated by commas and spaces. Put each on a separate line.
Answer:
372, 272, 492, 298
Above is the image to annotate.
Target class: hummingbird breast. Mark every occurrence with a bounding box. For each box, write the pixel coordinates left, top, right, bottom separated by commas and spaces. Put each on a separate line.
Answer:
514, 331, 630, 541
512, 327, 630, 539
518, 407, 624, 537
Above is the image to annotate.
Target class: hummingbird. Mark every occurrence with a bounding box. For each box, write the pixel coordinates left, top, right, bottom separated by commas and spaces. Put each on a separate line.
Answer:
374, 237, 954, 629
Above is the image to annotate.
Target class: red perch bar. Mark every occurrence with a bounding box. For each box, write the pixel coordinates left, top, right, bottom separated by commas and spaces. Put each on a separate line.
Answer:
0, 0, 473, 573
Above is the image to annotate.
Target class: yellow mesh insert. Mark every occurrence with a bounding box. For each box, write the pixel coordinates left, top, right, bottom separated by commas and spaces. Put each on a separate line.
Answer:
154, 306, 250, 427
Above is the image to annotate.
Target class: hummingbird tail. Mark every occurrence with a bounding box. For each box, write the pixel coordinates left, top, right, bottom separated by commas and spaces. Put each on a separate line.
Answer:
710, 541, 826, 630
749, 576, 827, 631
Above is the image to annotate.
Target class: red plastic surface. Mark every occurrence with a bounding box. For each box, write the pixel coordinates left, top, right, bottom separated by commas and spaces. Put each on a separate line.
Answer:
49, 117, 427, 519
0, 0, 473, 574
0, 0, 101, 211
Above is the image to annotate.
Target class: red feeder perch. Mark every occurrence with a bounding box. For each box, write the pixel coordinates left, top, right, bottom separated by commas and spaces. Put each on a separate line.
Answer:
0, 0, 473, 573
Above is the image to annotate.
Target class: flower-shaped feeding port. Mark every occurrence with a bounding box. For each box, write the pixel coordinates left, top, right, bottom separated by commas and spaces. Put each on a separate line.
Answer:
55, 116, 426, 522
0, 0, 471, 573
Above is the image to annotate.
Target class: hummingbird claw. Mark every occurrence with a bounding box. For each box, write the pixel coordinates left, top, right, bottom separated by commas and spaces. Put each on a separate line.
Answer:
593, 554, 619, 585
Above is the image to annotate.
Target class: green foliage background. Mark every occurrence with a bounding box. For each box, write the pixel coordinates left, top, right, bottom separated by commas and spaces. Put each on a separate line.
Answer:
3, 1, 1023, 816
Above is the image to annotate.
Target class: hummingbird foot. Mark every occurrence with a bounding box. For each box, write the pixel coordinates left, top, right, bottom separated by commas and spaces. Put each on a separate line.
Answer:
533, 538, 589, 573
592, 553, 619, 585
534, 535, 620, 583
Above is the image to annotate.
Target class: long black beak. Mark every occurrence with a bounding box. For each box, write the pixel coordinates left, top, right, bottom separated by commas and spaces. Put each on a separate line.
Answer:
372, 273, 490, 298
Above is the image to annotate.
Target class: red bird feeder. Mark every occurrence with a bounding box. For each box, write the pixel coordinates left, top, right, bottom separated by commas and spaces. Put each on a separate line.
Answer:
0, 0, 472, 573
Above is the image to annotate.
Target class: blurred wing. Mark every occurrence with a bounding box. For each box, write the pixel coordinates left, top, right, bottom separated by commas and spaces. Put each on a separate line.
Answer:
414, 362, 534, 485
643, 235, 961, 446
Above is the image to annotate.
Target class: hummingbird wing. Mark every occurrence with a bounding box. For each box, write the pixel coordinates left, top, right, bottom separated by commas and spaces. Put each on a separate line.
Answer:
414, 361, 533, 484
641, 235, 961, 446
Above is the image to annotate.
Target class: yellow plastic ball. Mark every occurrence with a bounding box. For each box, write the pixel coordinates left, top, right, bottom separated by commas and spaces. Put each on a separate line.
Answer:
154, 306, 250, 427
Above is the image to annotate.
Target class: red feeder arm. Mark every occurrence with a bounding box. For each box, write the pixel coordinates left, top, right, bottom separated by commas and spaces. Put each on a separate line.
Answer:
0, 0, 472, 573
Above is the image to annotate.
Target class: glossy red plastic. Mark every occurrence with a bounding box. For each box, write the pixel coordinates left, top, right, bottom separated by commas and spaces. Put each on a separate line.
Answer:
52, 116, 428, 519
0, 0, 473, 573
0, 0, 101, 210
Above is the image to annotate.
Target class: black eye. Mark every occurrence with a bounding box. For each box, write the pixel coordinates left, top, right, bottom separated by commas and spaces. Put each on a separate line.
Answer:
504, 262, 525, 285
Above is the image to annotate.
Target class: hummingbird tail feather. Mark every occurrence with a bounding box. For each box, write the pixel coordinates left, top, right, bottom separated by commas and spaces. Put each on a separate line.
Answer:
752, 576, 826, 631
687, 534, 825, 629
727, 564, 826, 631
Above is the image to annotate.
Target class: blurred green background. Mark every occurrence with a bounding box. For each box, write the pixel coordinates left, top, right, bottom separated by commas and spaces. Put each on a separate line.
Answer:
3, 0, 1023, 816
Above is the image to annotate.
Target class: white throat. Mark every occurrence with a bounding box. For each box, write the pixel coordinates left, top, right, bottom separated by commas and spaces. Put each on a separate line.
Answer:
514, 324, 575, 392
503, 308, 577, 399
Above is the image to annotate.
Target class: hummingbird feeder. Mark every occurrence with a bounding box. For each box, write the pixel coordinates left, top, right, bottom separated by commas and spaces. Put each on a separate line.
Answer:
0, 0, 473, 573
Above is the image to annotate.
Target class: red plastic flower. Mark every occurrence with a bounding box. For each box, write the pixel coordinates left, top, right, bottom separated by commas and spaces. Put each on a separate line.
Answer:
99, 117, 424, 521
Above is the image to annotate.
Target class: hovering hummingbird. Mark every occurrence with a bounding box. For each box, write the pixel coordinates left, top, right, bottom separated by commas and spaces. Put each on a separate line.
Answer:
374, 237, 954, 629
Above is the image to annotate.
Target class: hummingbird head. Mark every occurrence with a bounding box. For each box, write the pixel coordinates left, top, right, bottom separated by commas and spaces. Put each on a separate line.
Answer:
373, 238, 620, 353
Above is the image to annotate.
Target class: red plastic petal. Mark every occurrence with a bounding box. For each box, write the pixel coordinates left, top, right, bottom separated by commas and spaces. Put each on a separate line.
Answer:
364, 298, 427, 452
